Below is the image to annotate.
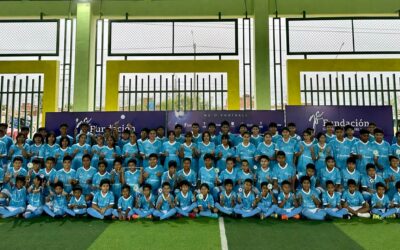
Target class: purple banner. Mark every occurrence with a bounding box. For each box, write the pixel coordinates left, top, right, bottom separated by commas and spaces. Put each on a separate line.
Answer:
285, 106, 393, 141
167, 110, 285, 133
45, 111, 166, 135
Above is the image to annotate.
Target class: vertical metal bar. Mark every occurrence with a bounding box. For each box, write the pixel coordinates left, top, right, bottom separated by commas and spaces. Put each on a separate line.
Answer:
322, 77, 326, 106
153, 77, 156, 111
94, 20, 99, 110
134, 75, 138, 111
249, 18, 253, 110
310, 77, 313, 106
351, 19, 356, 53
68, 19, 74, 112
24, 76, 29, 127
147, 75, 150, 111
329, 74, 333, 105
354, 74, 359, 105
0, 76, 3, 123
341, 74, 345, 105
165, 76, 168, 110
159, 75, 162, 111
208, 74, 211, 110
303, 74, 307, 105
214, 77, 218, 110
367, 74, 371, 105
335, 74, 339, 105
316, 74, 320, 105
30, 79, 35, 138
242, 18, 247, 110
10, 76, 16, 136
393, 74, 399, 129
141, 78, 144, 111
278, 17, 284, 110
171, 75, 174, 110
37, 75, 42, 132
272, 18, 277, 110
62, 19, 67, 111
374, 77, 378, 105
380, 74, 385, 105
128, 79, 132, 111
386, 76, 390, 107
122, 75, 126, 111
184, 75, 187, 112
361, 77, 365, 106
190, 77, 193, 111
221, 74, 224, 110
5, 79, 10, 127
99, 19, 105, 111
202, 77, 205, 110
178, 77, 181, 111
196, 75, 199, 110
17, 78, 22, 131
348, 77, 352, 106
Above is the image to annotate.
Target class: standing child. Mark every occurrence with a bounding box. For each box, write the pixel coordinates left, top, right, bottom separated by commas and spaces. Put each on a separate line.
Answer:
55, 155, 77, 194
198, 153, 220, 199
341, 157, 361, 191
215, 134, 235, 172
143, 153, 163, 194
255, 155, 273, 192
176, 158, 197, 191
76, 154, 97, 199
161, 160, 177, 192
235, 132, 256, 169
255, 132, 277, 167
153, 182, 176, 220
110, 158, 124, 199
383, 156, 400, 199
124, 159, 142, 194
92, 160, 111, 194
87, 179, 114, 219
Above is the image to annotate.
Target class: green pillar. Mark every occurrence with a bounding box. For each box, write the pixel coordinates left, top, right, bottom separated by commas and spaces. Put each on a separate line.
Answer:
254, 0, 270, 110
73, 3, 96, 111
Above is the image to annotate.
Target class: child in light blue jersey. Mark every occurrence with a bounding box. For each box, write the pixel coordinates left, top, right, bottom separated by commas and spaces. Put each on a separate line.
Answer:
113, 185, 134, 220
40, 157, 57, 197
384, 156, 400, 199
391, 131, 400, 159
28, 133, 44, 162
161, 131, 181, 171
191, 123, 202, 144
255, 132, 277, 167
54, 136, 72, 170
276, 127, 299, 166
197, 131, 216, 171
323, 180, 351, 219
236, 159, 255, 193
161, 160, 177, 192
122, 132, 140, 167
390, 181, 400, 216
272, 151, 296, 193
43, 181, 70, 218
371, 182, 397, 219
256, 155, 273, 192
3, 157, 27, 192
124, 159, 142, 194
179, 132, 197, 170
234, 179, 261, 218
198, 153, 220, 200
91, 135, 106, 170
91, 161, 111, 197
297, 176, 327, 221
55, 123, 74, 146
218, 157, 238, 192
341, 157, 361, 191
277, 180, 302, 220
256, 182, 278, 219
40, 132, 60, 162
143, 153, 163, 194
87, 179, 114, 219
132, 183, 155, 219
250, 125, 263, 147
328, 126, 352, 170
0, 175, 26, 218
110, 158, 124, 199
176, 158, 197, 191
351, 129, 375, 174
76, 154, 97, 198
139, 129, 162, 168
361, 163, 384, 202
372, 128, 391, 172
26, 158, 41, 186
341, 179, 370, 218
67, 185, 87, 217
23, 175, 45, 219
268, 122, 282, 144
215, 179, 236, 216
313, 133, 331, 172
8, 133, 30, 169
153, 182, 176, 220
235, 132, 256, 169
297, 164, 318, 193
175, 180, 198, 218
55, 155, 77, 194
71, 134, 91, 170
215, 134, 235, 171
317, 156, 341, 192
196, 183, 218, 218
296, 130, 315, 177
324, 122, 336, 143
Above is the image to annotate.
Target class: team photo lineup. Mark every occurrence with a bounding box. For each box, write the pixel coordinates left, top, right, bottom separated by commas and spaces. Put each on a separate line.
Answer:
0, 119, 400, 222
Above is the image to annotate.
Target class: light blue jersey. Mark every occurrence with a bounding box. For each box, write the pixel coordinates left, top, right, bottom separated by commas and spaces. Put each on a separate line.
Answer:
9, 186, 27, 208
372, 140, 391, 171
237, 190, 256, 210
91, 144, 107, 169
0, 140, 7, 165
351, 141, 374, 174
391, 143, 400, 158
322, 191, 341, 208
56, 135, 74, 146
180, 143, 197, 170
328, 138, 352, 170
0, 135, 13, 152
325, 134, 336, 144
272, 163, 295, 185
391, 192, 400, 206
70, 143, 91, 170
215, 144, 235, 171
371, 193, 390, 208
197, 193, 214, 210
197, 142, 216, 170
236, 170, 253, 188
39, 144, 60, 161
219, 191, 236, 208
318, 167, 341, 189
138, 194, 155, 210
216, 133, 236, 146
92, 171, 111, 191
9, 143, 30, 168
54, 147, 72, 170
297, 141, 314, 176
4, 166, 27, 190
156, 193, 174, 211
277, 192, 296, 209
219, 168, 238, 185
144, 165, 163, 192
69, 195, 86, 207
256, 142, 277, 165
276, 138, 299, 166
162, 141, 181, 170
361, 174, 384, 191
341, 168, 361, 189
76, 166, 97, 195
49, 193, 68, 211
124, 170, 141, 191
198, 167, 218, 190
28, 144, 43, 160
313, 143, 331, 171
92, 191, 115, 208
235, 142, 256, 168
296, 188, 319, 209
118, 196, 133, 211
103, 146, 121, 171
258, 192, 274, 208
176, 191, 195, 208
256, 167, 273, 190
383, 166, 400, 197
341, 190, 365, 207
272, 133, 283, 144
55, 168, 77, 193
192, 134, 202, 144
250, 135, 263, 147
346, 137, 360, 149
176, 169, 197, 187
161, 171, 177, 190
122, 142, 140, 166
139, 139, 162, 168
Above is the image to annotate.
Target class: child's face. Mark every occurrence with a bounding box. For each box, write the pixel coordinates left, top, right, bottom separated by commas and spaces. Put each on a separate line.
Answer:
367, 167, 376, 177
326, 125, 334, 134
346, 129, 354, 137
48, 135, 55, 144
225, 184, 233, 193
390, 158, 399, 168
60, 126, 67, 134
181, 184, 189, 193
222, 138, 228, 145
306, 168, 315, 177
168, 133, 175, 141
101, 183, 110, 193
208, 126, 216, 134
34, 136, 42, 144
282, 130, 289, 138
73, 189, 82, 198
260, 158, 269, 168
185, 135, 192, 143
81, 125, 89, 133
15, 180, 24, 189
174, 127, 182, 135
200, 186, 209, 196
326, 159, 335, 169
261, 185, 268, 195
335, 129, 344, 138
149, 131, 156, 140
33, 163, 40, 171
377, 186, 385, 196
13, 160, 22, 170
168, 167, 176, 175
204, 158, 212, 168
98, 164, 106, 173
141, 131, 148, 139
157, 128, 165, 137
244, 181, 252, 192
360, 133, 369, 142
83, 157, 91, 167
375, 132, 384, 142
242, 162, 249, 172
221, 125, 229, 133
33, 178, 40, 186
128, 162, 136, 171
264, 135, 272, 143
243, 134, 250, 143
63, 160, 71, 169
277, 155, 286, 165
282, 184, 291, 194
55, 186, 63, 194
162, 185, 171, 195
192, 126, 199, 134
129, 133, 137, 143
79, 135, 86, 144
368, 125, 376, 133
318, 135, 326, 143
143, 188, 150, 196
114, 162, 122, 171
303, 133, 311, 141
183, 160, 191, 170
252, 127, 259, 135
347, 162, 356, 172
226, 160, 234, 170
239, 126, 247, 134
269, 127, 277, 134
302, 180, 310, 191
122, 188, 130, 198
327, 183, 335, 193
107, 137, 114, 146
45, 160, 53, 169
348, 184, 356, 193
122, 132, 129, 140
149, 157, 157, 167
61, 139, 69, 147
97, 136, 104, 145
288, 126, 296, 134
203, 133, 210, 142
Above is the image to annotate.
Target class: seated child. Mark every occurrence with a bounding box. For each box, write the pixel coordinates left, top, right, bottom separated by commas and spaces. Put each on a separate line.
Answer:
256, 182, 278, 220
175, 180, 198, 218
297, 176, 327, 221
234, 179, 261, 218
67, 185, 87, 216
24, 175, 45, 219
87, 179, 114, 219
215, 179, 236, 216
113, 185, 134, 220
341, 179, 370, 218
276, 180, 302, 220
43, 181, 70, 218
153, 182, 176, 220
370, 182, 397, 219
132, 183, 155, 219
322, 180, 351, 219
196, 183, 218, 218
0, 175, 26, 218
390, 181, 400, 216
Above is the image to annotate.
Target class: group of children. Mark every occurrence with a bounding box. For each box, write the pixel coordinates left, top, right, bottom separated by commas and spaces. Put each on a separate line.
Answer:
0, 120, 400, 221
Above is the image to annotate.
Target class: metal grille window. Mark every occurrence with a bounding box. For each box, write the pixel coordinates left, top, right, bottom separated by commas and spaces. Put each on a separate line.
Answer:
0, 74, 43, 138
300, 72, 400, 126
119, 73, 227, 111
95, 18, 254, 111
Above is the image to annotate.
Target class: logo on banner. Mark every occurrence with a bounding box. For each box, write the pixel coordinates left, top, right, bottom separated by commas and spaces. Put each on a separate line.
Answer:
75, 114, 135, 133
308, 111, 325, 131
307, 110, 370, 132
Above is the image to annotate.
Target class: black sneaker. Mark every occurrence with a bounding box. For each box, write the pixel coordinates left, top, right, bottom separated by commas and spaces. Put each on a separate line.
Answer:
342, 214, 352, 220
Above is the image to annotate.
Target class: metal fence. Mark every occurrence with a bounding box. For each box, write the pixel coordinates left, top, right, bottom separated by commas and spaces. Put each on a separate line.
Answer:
301, 72, 400, 128
119, 73, 227, 111
0, 74, 43, 138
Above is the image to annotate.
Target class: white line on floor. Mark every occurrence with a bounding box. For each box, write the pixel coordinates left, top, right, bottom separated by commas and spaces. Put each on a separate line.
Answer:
219, 217, 228, 250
